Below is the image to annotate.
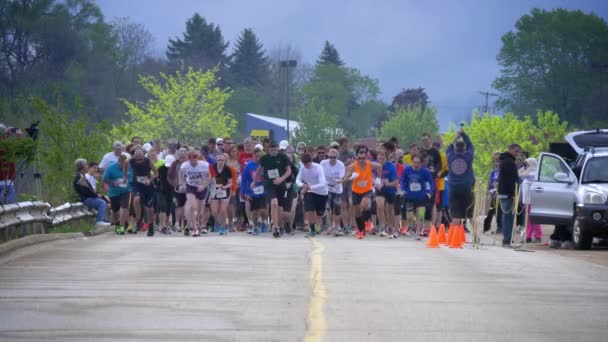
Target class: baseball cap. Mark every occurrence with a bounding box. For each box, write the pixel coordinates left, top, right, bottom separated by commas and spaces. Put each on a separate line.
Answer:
279, 140, 289, 150
112, 141, 123, 149
254, 144, 264, 151
330, 141, 339, 148
216, 137, 224, 144
143, 142, 152, 152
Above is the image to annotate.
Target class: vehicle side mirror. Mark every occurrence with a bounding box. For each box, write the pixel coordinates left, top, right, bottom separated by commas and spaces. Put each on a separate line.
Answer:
554, 172, 571, 183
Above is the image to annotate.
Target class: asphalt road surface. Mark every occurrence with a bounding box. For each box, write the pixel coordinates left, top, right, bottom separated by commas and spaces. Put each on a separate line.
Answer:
1, 232, 607, 342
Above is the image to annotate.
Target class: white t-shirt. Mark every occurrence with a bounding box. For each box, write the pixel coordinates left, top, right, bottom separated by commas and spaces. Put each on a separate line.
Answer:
99, 151, 130, 170
180, 161, 211, 187
296, 163, 328, 196
320, 159, 345, 194
85, 174, 97, 191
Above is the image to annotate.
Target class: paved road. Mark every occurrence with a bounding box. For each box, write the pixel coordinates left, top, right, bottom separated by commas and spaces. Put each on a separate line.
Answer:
1, 232, 607, 342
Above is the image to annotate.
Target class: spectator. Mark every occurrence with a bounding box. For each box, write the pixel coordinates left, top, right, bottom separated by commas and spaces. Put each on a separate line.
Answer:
484, 152, 502, 233
519, 158, 542, 243
73, 158, 111, 227
498, 143, 521, 247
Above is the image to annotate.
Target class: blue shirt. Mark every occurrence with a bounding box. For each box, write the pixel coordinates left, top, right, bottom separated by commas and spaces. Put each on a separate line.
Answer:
446, 132, 475, 188
102, 162, 130, 197
380, 161, 398, 195
241, 161, 265, 198
401, 166, 434, 201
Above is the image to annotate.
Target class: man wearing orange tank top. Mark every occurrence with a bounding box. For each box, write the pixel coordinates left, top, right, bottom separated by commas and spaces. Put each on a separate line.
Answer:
340, 145, 382, 239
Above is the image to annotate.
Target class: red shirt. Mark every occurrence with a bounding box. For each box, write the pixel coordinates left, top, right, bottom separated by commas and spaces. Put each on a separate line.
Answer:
0, 149, 16, 181
238, 152, 253, 170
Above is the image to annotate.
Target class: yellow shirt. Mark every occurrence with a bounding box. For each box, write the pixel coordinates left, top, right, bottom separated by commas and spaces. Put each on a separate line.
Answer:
402, 154, 413, 167
436, 151, 448, 191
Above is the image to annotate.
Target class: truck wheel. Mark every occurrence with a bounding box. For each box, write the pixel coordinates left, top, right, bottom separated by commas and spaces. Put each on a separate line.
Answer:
572, 218, 593, 250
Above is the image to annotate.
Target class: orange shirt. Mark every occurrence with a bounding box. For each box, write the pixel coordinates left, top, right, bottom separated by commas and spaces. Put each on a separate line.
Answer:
352, 160, 373, 194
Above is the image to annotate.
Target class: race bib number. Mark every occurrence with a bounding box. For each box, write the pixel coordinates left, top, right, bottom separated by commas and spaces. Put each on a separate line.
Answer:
253, 185, 264, 195
215, 188, 227, 199
357, 180, 368, 188
267, 169, 279, 179
409, 182, 421, 192
136, 176, 149, 184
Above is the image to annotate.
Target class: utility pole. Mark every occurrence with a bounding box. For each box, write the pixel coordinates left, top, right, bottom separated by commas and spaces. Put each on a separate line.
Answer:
280, 60, 297, 141
479, 91, 499, 114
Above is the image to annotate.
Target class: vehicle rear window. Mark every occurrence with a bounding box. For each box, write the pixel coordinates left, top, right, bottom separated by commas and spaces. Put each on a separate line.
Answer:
573, 132, 608, 150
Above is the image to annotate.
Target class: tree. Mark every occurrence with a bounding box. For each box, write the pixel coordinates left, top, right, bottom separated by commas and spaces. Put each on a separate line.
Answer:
390, 87, 429, 112
111, 17, 154, 71
229, 28, 270, 87
293, 100, 341, 146
378, 104, 439, 147
226, 86, 268, 136
442, 111, 569, 183
493, 8, 608, 128
118, 67, 236, 146
347, 100, 388, 138
167, 13, 229, 72
317, 41, 344, 66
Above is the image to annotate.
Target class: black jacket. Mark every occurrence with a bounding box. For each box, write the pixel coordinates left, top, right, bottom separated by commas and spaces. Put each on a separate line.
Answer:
498, 152, 518, 198
73, 172, 97, 202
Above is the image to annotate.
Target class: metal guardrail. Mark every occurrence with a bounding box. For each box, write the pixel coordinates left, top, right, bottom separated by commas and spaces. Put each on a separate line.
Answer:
0, 201, 95, 243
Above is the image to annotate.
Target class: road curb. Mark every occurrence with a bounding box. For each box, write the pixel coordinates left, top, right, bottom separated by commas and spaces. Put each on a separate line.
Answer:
0, 226, 113, 257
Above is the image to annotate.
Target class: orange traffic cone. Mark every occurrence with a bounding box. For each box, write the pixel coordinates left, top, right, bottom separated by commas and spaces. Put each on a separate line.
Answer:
426, 226, 440, 248
447, 224, 455, 246
450, 225, 463, 249
437, 224, 447, 244
460, 224, 467, 243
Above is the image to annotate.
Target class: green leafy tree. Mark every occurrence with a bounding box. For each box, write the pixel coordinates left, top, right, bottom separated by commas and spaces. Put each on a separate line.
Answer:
118, 67, 236, 146
167, 13, 229, 72
226, 86, 268, 136
347, 100, 388, 138
229, 28, 270, 87
317, 41, 344, 66
378, 104, 440, 147
293, 101, 341, 146
442, 111, 569, 183
32, 97, 111, 204
493, 8, 608, 127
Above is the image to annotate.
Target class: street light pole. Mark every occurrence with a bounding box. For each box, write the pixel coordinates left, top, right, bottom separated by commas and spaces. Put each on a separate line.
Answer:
280, 60, 297, 142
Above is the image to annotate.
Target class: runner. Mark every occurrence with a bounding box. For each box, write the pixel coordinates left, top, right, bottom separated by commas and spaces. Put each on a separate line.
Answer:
180, 150, 212, 237
337, 137, 355, 233
390, 150, 405, 239
401, 155, 434, 240
296, 153, 328, 237
99, 141, 125, 172
167, 148, 188, 233
102, 154, 130, 234
280, 143, 297, 234
241, 148, 268, 235
211, 153, 232, 235
256, 142, 292, 238
124, 147, 158, 237
148, 149, 165, 233
375, 149, 399, 237
342, 145, 382, 239
320, 148, 345, 236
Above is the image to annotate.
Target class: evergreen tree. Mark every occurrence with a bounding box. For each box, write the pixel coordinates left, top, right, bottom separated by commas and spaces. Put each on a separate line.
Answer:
316, 41, 344, 66
167, 13, 229, 72
229, 28, 270, 87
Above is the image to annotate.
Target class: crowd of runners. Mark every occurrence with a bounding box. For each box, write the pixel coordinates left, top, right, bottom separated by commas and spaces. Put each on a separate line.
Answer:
73, 131, 482, 240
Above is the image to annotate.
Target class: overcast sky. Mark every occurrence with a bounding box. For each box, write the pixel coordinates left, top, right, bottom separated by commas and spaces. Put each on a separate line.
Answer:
96, 0, 608, 130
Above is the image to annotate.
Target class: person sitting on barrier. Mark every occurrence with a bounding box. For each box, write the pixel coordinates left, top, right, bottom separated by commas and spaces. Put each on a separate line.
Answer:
73, 158, 111, 228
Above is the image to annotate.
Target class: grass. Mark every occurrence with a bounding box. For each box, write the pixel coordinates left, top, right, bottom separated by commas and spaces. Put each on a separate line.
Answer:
48, 221, 97, 234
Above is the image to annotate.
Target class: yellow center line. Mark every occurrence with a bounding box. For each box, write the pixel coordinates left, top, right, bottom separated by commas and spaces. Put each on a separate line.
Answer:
305, 238, 327, 342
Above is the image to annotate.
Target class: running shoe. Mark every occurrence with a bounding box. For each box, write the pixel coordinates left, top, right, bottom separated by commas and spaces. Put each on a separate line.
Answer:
139, 221, 149, 232
252, 227, 259, 235
127, 227, 136, 234
272, 226, 281, 238
261, 223, 268, 233
161, 227, 169, 234
201, 228, 208, 234
184, 228, 190, 236
357, 231, 364, 239
114, 225, 122, 235
335, 229, 344, 237
380, 229, 387, 237
147, 225, 154, 237
192, 228, 200, 237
